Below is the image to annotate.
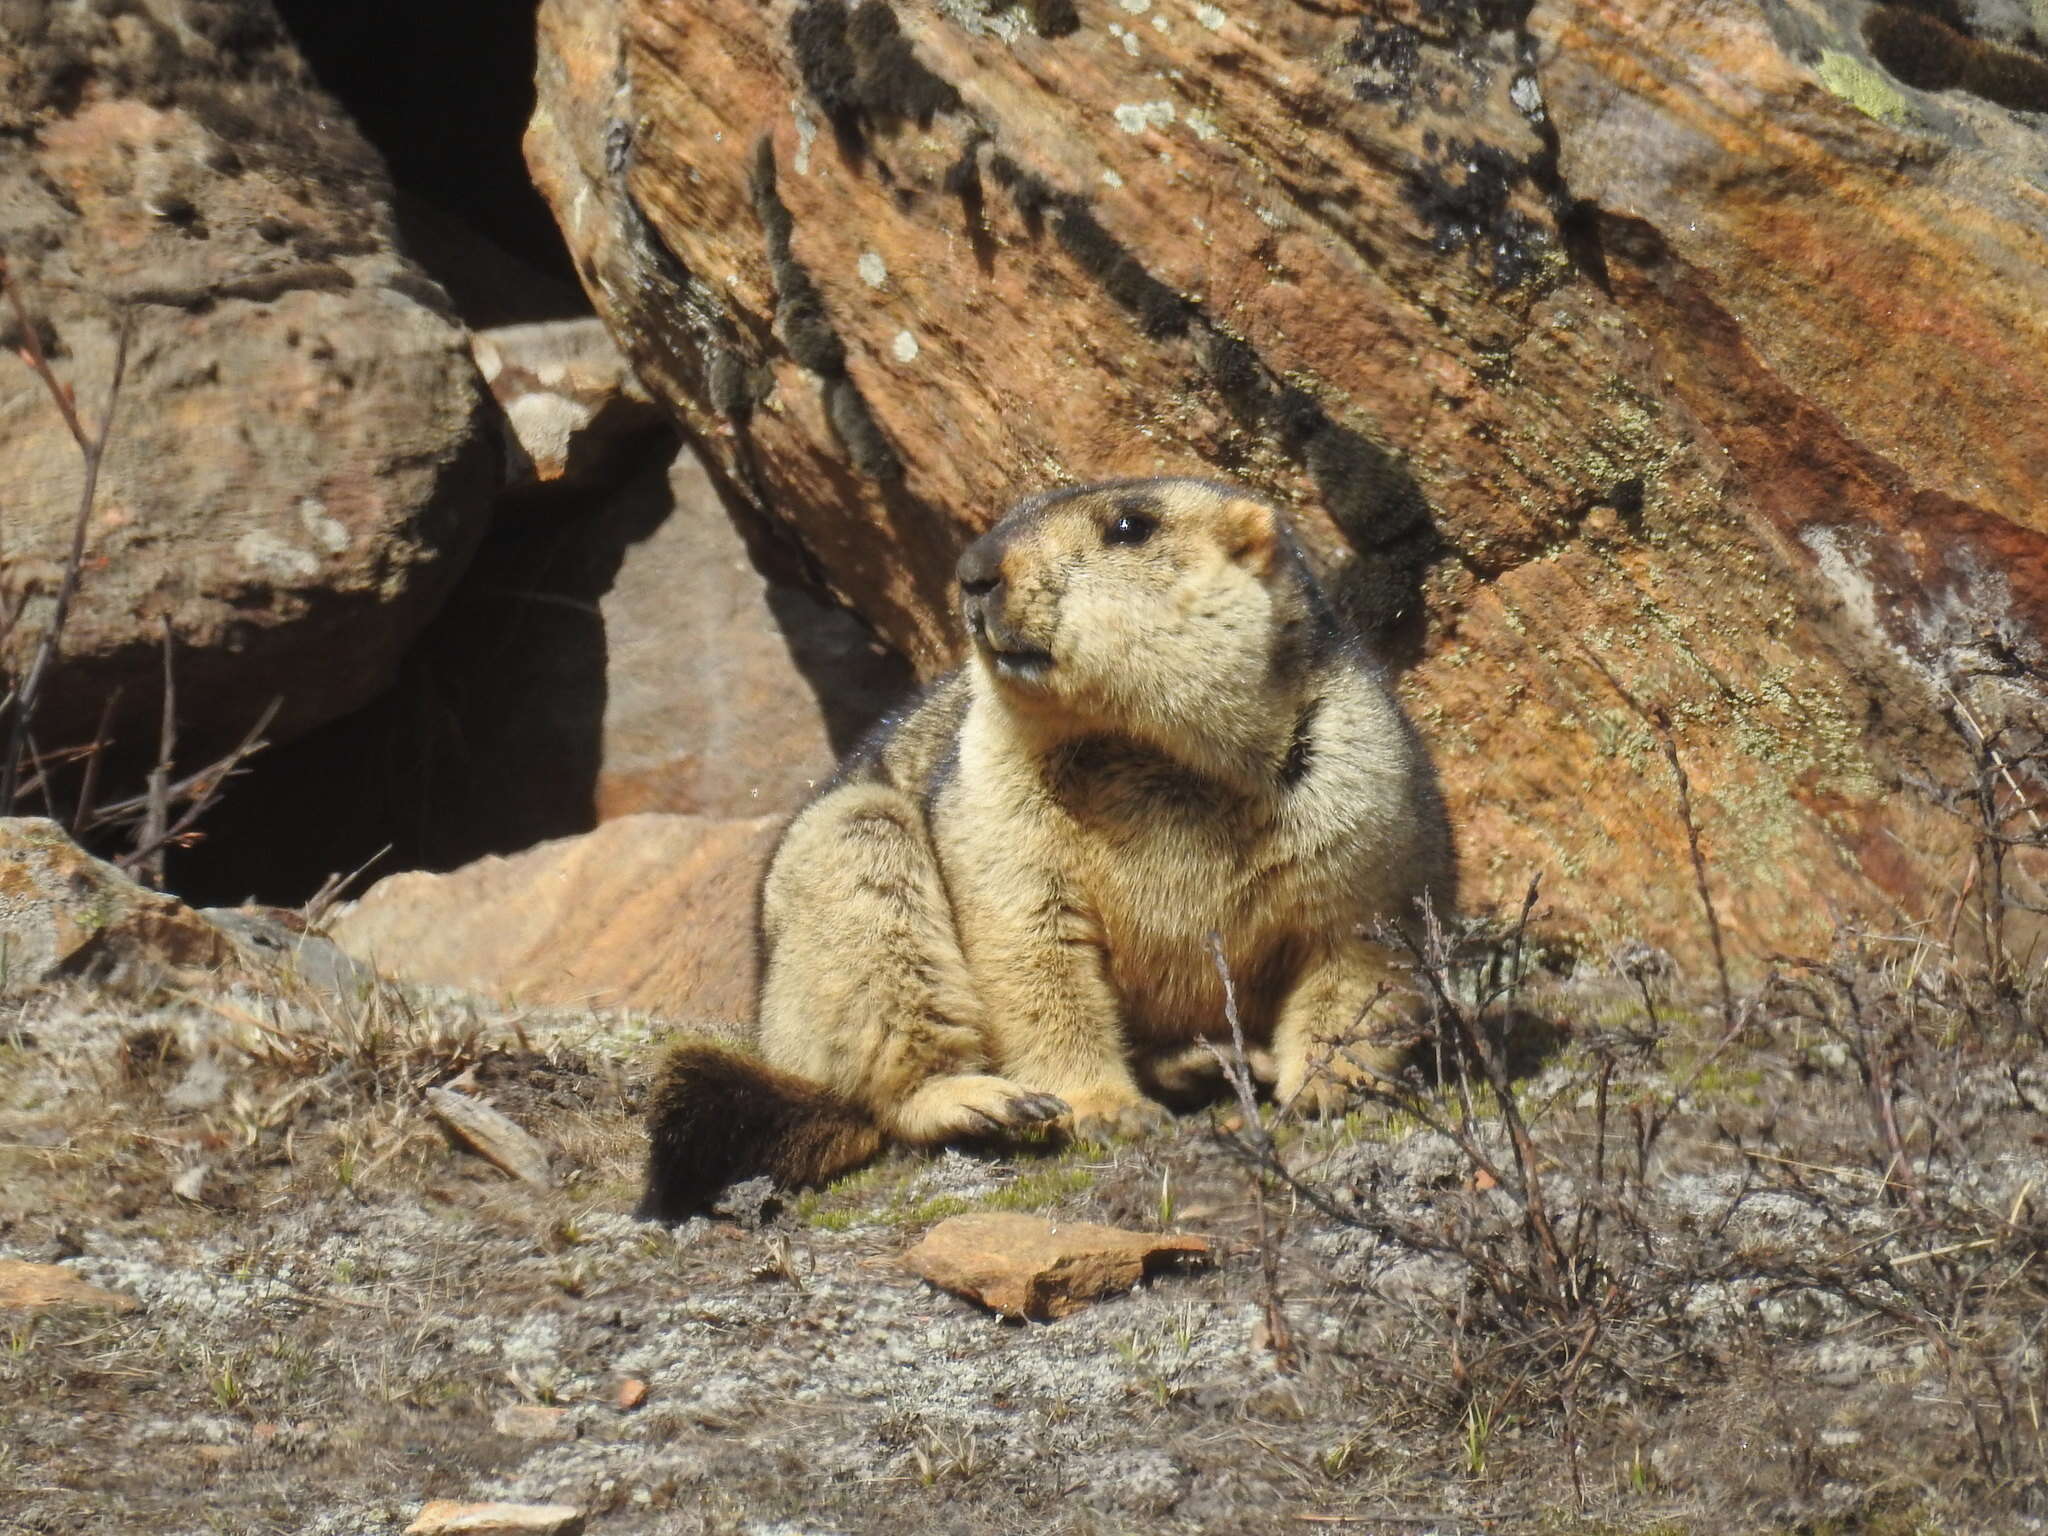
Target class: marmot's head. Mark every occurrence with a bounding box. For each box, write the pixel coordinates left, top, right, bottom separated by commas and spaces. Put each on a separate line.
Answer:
956, 478, 1333, 752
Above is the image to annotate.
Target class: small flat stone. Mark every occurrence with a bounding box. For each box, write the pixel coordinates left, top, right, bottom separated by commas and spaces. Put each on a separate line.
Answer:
0, 1259, 138, 1313
903, 1212, 1211, 1320
403, 1501, 585, 1536
615, 1378, 649, 1411
491, 1403, 573, 1440
424, 1088, 552, 1187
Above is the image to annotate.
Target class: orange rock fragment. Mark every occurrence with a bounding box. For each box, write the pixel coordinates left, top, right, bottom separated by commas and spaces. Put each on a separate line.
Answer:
903, 1212, 1211, 1320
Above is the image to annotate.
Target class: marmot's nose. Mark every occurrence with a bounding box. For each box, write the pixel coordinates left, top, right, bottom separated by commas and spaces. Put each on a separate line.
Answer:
957, 537, 1004, 598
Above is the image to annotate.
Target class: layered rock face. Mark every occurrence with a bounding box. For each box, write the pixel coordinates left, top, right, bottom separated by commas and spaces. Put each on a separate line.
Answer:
0, 2, 498, 761
527, 0, 2048, 960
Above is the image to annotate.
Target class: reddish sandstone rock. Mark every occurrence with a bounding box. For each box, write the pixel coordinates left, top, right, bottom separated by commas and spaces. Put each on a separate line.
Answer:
0, 1259, 138, 1314
526, 0, 2048, 962
403, 1502, 584, 1536
583, 448, 911, 823
904, 1212, 1212, 1320
327, 814, 779, 1023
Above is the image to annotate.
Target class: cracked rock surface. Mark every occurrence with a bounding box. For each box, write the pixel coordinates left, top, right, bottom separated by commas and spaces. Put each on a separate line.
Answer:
0, 1, 498, 761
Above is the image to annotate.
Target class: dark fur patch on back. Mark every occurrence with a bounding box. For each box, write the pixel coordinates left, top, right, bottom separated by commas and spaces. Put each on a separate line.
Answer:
1280, 699, 1319, 788
637, 1044, 883, 1222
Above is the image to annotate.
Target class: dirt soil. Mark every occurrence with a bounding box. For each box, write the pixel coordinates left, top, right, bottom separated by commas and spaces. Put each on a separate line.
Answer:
2, 939, 2045, 1536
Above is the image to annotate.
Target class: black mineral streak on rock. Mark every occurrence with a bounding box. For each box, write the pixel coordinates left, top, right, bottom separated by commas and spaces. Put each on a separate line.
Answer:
789, 0, 964, 158
1404, 137, 1549, 290
1345, 21, 1422, 103
748, 139, 904, 482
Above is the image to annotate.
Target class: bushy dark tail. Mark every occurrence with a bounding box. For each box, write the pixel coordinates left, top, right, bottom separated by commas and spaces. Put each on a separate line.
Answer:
635, 1043, 885, 1222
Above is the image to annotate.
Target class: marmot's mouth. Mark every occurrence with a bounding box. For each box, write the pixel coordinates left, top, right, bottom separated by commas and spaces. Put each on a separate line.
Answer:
969, 611, 1055, 682
988, 646, 1054, 682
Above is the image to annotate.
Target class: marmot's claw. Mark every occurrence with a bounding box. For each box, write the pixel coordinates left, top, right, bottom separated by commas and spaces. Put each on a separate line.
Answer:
1066, 1094, 1175, 1142
1290, 1079, 1361, 1119
895, 1075, 1078, 1142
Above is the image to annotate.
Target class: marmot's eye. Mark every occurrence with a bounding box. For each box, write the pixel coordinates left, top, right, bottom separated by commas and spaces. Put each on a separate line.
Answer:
1104, 512, 1156, 547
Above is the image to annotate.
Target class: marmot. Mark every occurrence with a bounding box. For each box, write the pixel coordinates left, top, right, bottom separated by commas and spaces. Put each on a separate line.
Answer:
637, 478, 1454, 1220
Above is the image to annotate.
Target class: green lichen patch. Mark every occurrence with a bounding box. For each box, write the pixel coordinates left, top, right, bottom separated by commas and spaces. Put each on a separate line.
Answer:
1816, 49, 1922, 128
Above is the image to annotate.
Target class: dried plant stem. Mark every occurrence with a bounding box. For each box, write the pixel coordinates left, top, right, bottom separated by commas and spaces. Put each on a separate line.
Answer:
140, 616, 175, 888
1208, 931, 1297, 1373
0, 274, 132, 809
70, 686, 121, 836
115, 697, 281, 876
1653, 710, 1735, 1026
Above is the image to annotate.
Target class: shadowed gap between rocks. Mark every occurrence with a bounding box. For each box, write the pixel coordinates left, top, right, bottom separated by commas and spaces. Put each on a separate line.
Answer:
269, 0, 590, 325
169, 438, 913, 908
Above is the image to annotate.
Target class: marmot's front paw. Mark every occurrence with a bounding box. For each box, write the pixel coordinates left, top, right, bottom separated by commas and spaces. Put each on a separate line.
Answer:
1277, 1040, 1398, 1119
892, 1074, 1070, 1143
1061, 1089, 1175, 1142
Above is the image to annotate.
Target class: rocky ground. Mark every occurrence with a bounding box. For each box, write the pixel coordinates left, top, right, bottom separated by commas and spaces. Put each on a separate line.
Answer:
4, 910, 2044, 1536
7, 3, 2048, 1531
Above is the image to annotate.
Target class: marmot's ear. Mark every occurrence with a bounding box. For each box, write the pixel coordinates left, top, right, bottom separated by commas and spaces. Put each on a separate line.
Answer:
1218, 496, 1281, 572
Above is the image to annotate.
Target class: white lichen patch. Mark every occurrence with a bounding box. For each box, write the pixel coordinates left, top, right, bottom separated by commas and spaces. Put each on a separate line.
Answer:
790, 99, 819, 175
1119, 0, 1151, 12
296, 497, 350, 553
234, 529, 320, 581
1152, 13, 1170, 31
1101, 168, 1125, 188
1192, 1, 1227, 28
891, 330, 919, 363
1185, 108, 1219, 141
1114, 101, 1176, 134
1107, 22, 1141, 54
857, 251, 889, 289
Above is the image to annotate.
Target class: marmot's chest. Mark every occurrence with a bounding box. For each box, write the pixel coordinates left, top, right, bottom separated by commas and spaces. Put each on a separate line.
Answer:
1046, 753, 1357, 1028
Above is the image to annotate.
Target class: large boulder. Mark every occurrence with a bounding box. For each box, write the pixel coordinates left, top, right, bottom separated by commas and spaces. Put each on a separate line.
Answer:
0, 1, 497, 764
325, 813, 779, 1024
0, 817, 229, 994
525, 0, 2048, 961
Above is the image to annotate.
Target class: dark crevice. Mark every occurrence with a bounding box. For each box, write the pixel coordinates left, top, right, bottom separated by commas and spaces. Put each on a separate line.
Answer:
270, 0, 588, 326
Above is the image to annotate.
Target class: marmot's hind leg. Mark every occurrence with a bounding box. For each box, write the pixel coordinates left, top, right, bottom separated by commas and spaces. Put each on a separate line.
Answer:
757, 782, 1063, 1142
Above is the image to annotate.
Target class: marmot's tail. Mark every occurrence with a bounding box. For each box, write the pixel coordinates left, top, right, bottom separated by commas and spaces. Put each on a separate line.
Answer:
636, 1043, 885, 1222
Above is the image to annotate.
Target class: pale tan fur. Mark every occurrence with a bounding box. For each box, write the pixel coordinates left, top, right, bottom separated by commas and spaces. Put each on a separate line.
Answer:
753, 478, 1454, 1142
